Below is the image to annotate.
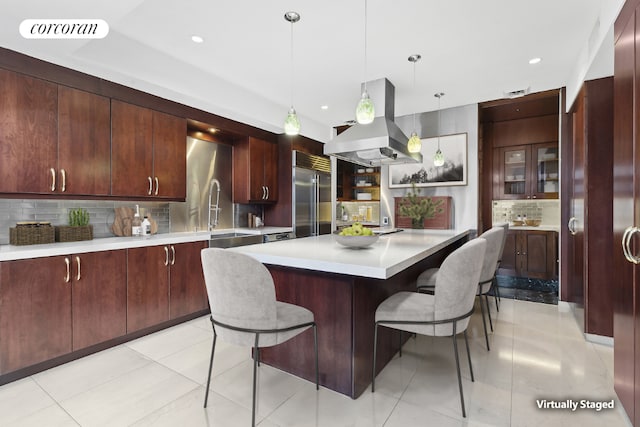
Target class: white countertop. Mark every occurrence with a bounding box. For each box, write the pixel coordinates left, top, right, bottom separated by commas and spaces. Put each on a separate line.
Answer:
0, 232, 211, 261
211, 227, 293, 236
228, 229, 472, 280
509, 225, 560, 232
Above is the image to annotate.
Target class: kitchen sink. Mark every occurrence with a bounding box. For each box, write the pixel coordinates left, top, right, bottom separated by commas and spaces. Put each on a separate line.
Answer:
209, 232, 263, 248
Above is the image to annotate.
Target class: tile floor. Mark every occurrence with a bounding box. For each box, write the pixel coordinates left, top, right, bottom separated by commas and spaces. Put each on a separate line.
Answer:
0, 298, 632, 427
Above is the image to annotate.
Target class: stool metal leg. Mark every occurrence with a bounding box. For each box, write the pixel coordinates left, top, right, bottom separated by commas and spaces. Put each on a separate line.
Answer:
464, 330, 474, 382
203, 329, 217, 408
452, 322, 466, 418
251, 334, 260, 427
479, 296, 490, 351
485, 295, 494, 332
313, 324, 319, 390
372, 323, 379, 392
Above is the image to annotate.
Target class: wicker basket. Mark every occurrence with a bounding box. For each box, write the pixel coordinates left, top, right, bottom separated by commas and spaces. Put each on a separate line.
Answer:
55, 225, 93, 242
10, 223, 55, 246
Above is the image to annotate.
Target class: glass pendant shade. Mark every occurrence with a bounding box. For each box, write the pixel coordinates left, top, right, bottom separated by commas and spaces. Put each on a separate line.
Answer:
356, 91, 375, 124
407, 132, 421, 153
434, 148, 445, 166
284, 107, 300, 135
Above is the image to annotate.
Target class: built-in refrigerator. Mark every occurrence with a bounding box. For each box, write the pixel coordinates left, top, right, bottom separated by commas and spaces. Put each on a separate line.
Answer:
292, 151, 332, 237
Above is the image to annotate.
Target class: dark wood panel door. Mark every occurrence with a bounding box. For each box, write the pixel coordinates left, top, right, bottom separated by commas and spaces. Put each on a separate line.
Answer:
0, 69, 58, 194
127, 246, 169, 332
111, 100, 154, 197
263, 139, 279, 202
570, 88, 586, 308
169, 241, 208, 319
58, 86, 111, 196
498, 230, 518, 275
520, 231, 548, 279
614, 8, 637, 421
0, 257, 72, 374
249, 137, 267, 201
152, 111, 186, 200
71, 250, 127, 350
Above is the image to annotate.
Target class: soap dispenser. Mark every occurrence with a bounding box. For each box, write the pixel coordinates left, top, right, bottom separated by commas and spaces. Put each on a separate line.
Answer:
141, 215, 151, 238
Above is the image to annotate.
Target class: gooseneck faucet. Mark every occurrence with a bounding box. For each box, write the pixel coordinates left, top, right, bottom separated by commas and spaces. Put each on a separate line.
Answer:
208, 178, 221, 230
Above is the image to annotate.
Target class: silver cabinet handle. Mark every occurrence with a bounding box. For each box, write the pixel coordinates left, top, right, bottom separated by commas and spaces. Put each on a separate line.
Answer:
623, 226, 640, 265
75, 256, 81, 281
265, 186, 269, 200
148, 176, 153, 195
164, 246, 169, 266
568, 217, 577, 235
170, 245, 176, 266
261, 186, 266, 200
532, 195, 537, 199
60, 169, 66, 192
154, 177, 159, 196
50, 168, 56, 192
64, 257, 70, 283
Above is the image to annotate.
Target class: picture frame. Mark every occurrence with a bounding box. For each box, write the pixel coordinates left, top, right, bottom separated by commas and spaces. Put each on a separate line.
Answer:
389, 132, 468, 188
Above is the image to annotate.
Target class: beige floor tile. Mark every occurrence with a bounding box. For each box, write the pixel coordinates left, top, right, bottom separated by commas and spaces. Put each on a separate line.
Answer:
0, 378, 58, 424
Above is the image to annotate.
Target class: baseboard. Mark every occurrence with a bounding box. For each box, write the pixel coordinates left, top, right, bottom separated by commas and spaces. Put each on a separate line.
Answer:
584, 333, 614, 346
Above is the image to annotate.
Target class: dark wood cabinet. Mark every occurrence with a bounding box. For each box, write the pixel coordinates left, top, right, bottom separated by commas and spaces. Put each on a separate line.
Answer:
127, 241, 207, 331
58, 86, 111, 196
0, 257, 72, 374
498, 229, 557, 280
495, 142, 558, 200
613, 3, 640, 424
233, 137, 278, 203
169, 241, 208, 319
0, 69, 58, 194
111, 100, 186, 200
71, 250, 127, 350
126, 245, 170, 332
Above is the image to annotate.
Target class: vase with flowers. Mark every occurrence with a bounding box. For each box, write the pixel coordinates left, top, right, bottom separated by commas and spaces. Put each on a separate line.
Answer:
398, 183, 444, 229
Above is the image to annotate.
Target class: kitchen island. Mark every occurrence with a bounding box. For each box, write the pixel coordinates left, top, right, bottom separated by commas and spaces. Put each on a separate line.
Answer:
229, 229, 472, 398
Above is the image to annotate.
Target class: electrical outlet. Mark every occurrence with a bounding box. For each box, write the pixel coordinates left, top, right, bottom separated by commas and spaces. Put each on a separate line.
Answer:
382, 216, 389, 225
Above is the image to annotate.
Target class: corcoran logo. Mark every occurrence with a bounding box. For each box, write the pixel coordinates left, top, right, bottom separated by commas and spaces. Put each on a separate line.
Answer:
19, 19, 109, 39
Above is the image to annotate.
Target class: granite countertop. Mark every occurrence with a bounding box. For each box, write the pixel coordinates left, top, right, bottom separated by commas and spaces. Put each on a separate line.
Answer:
227, 228, 471, 280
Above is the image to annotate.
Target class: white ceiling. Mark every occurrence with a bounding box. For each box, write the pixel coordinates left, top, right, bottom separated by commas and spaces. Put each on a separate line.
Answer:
0, 0, 624, 142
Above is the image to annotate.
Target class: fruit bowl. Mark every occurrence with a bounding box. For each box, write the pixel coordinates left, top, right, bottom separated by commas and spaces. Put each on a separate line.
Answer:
333, 232, 379, 248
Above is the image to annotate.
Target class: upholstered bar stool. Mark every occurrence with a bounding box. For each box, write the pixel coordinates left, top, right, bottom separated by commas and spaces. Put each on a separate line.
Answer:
372, 238, 487, 418
491, 222, 509, 311
201, 248, 319, 427
416, 227, 505, 351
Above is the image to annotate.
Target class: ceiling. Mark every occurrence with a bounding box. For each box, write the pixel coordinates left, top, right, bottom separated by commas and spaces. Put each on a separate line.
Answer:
0, 0, 624, 142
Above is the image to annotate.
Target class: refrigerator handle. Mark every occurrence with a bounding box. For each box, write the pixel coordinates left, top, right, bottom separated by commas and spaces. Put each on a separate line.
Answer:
311, 175, 318, 236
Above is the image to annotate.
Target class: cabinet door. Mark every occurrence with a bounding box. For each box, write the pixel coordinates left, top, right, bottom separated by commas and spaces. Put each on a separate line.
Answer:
58, 86, 111, 196
0, 257, 72, 374
72, 250, 127, 350
111, 100, 154, 197
263, 140, 279, 202
169, 241, 208, 319
498, 146, 530, 199
532, 142, 559, 199
127, 246, 169, 332
152, 111, 186, 200
498, 230, 518, 275
249, 137, 267, 201
0, 69, 58, 194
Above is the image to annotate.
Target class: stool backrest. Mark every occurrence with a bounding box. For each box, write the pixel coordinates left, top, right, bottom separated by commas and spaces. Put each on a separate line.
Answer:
478, 227, 506, 284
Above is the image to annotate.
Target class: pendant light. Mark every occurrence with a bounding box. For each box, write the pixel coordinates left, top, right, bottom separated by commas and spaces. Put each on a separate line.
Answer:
407, 54, 422, 154
283, 11, 301, 136
434, 92, 445, 167
355, 0, 375, 124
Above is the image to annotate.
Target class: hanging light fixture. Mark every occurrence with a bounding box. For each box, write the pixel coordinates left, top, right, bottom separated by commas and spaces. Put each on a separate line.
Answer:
355, 0, 375, 124
407, 54, 422, 153
283, 11, 301, 136
434, 92, 445, 167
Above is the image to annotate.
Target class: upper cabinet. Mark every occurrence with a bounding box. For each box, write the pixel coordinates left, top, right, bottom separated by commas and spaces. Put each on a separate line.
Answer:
0, 69, 58, 194
58, 86, 111, 196
233, 137, 278, 203
496, 141, 558, 200
111, 100, 186, 200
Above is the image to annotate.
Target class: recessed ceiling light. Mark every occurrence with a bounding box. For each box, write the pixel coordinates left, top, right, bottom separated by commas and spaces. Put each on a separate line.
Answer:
191, 35, 204, 43
207, 127, 217, 133
320, 105, 329, 110
529, 57, 541, 65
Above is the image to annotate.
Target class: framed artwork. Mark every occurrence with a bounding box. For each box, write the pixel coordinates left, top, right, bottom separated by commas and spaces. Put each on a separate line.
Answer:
389, 132, 467, 188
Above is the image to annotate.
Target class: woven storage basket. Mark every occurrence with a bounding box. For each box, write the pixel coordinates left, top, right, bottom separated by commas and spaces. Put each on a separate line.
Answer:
55, 225, 93, 242
9, 224, 55, 245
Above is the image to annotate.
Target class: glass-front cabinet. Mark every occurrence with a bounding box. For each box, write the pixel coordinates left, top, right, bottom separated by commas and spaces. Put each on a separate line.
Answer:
497, 142, 558, 200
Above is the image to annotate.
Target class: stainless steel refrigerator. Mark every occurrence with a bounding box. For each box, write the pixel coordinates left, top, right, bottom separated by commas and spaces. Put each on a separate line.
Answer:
292, 151, 332, 237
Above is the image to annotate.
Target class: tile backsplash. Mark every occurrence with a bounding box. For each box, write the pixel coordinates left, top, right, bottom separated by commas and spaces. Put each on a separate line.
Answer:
492, 199, 560, 226
0, 199, 170, 245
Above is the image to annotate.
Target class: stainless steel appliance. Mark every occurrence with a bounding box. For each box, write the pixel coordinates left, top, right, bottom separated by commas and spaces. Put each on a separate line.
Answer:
292, 151, 332, 237
263, 231, 295, 243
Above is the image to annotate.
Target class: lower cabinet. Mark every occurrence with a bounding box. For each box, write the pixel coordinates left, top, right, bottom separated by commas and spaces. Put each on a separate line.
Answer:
0, 250, 126, 374
127, 241, 208, 332
499, 229, 558, 280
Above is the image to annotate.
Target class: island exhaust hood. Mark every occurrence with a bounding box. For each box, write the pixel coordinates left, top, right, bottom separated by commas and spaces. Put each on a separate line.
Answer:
324, 78, 422, 167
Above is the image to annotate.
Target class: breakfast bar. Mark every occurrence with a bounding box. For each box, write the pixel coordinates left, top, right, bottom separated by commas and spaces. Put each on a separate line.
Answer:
229, 229, 472, 398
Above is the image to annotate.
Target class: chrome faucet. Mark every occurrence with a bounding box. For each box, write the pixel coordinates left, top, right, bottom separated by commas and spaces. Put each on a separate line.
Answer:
208, 178, 221, 230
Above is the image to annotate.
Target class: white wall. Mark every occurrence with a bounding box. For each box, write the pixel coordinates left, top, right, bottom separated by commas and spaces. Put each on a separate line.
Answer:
382, 104, 479, 231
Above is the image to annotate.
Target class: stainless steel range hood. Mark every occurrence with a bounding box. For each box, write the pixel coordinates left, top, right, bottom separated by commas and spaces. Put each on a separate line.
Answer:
324, 78, 422, 167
